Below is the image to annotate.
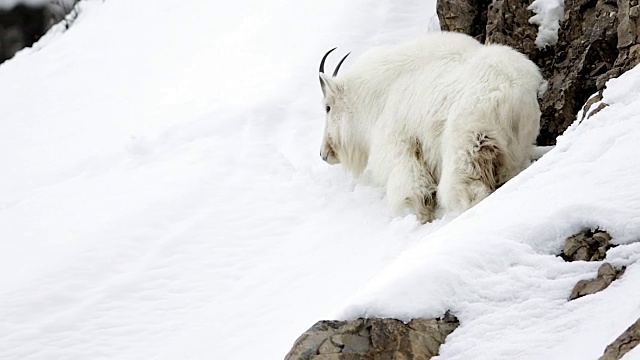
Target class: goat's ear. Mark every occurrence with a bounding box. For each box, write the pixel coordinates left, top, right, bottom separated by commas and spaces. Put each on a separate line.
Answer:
319, 72, 340, 96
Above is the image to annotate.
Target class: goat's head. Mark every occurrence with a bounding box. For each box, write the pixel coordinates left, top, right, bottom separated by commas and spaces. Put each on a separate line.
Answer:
319, 48, 350, 165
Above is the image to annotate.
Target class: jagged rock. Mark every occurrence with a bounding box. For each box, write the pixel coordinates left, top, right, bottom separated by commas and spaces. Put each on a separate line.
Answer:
437, 0, 640, 145
437, 0, 491, 40
284, 313, 459, 360
286, 321, 348, 360
538, 0, 622, 145
485, 0, 539, 56
569, 263, 625, 300
562, 229, 613, 262
437, 0, 477, 36
615, 0, 640, 71
600, 318, 640, 360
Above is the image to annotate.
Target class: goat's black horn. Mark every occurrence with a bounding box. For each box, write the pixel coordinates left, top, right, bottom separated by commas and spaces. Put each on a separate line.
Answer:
320, 47, 337, 73
333, 52, 350, 77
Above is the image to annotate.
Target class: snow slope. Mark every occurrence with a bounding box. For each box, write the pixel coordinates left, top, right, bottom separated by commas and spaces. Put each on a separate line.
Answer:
0, 0, 440, 359
1, 1, 639, 360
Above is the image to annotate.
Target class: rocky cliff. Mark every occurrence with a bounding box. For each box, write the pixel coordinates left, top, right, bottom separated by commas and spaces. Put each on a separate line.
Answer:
438, 0, 640, 145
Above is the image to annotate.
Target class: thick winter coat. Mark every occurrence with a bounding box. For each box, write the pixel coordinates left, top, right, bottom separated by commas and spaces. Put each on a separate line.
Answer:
318, 31, 543, 223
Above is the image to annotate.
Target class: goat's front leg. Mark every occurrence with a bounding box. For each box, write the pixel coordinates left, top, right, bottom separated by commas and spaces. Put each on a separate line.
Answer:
385, 138, 438, 224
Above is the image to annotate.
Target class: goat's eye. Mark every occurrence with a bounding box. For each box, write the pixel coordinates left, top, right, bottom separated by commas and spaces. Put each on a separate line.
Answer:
325, 105, 331, 113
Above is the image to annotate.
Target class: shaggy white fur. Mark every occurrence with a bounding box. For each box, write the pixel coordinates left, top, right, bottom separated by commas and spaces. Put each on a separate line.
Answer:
319, 31, 543, 223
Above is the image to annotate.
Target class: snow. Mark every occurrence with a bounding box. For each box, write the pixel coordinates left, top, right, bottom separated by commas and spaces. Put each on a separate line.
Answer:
0, 0, 638, 360
528, 0, 565, 48
625, 345, 640, 359
338, 62, 640, 359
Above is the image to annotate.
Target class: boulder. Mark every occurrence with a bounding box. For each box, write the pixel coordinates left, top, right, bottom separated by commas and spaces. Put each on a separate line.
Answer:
569, 262, 625, 300
561, 229, 613, 262
284, 313, 459, 360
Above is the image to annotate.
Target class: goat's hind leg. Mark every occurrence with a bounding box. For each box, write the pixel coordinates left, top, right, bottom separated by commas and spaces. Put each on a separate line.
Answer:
438, 132, 503, 214
386, 139, 438, 224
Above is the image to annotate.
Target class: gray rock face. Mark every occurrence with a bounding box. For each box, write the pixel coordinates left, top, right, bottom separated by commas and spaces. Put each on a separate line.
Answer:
437, 0, 640, 145
600, 318, 640, 360
485, 0, 539, 56
536, 0, 620, 144
437, 0, 491, 39
284, 313, 459, 360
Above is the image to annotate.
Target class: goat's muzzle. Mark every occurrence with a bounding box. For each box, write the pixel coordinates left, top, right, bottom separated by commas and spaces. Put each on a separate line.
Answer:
320, 141, 339, 165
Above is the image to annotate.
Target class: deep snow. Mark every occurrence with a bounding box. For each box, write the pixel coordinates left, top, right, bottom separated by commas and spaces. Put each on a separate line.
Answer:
1, 1, 639, 360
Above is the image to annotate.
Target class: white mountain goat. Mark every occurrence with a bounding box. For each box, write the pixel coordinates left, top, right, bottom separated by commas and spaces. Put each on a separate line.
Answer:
318, 31, 543, 223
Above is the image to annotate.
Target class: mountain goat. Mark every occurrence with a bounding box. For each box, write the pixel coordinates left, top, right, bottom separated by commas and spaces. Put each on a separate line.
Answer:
318, 31, 543, 223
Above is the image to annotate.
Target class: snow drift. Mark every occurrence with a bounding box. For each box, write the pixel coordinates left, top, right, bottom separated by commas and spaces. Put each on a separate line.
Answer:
0, 0, 639, 360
